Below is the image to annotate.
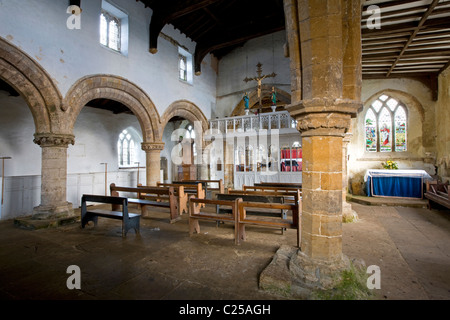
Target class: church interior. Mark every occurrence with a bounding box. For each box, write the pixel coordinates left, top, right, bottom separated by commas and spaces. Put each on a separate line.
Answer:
0, 0, 449, 302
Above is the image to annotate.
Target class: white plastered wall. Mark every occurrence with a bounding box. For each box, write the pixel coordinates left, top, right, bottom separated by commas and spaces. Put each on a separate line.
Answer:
347, 78, 438, 194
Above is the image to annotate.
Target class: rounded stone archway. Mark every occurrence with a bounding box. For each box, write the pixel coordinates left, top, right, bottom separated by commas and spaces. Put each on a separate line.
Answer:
64, 74, 162, 143
64, 74, 164, 186
0, 37, 76, 220
160, 100, 209, 181
0, 37, 63, 134
160, 100, 208, 134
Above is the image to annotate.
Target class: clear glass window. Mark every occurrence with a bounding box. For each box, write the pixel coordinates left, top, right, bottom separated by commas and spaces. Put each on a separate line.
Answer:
100, 10, 121, 52
179, 54, 187, 81
118, 129, 135, 167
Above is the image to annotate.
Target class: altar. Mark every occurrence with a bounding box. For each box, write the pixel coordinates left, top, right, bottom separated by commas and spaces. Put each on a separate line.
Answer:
365, 169, 432, 199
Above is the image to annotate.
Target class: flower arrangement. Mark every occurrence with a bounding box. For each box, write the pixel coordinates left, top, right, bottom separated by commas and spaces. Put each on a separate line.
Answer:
381, 160, 398, 170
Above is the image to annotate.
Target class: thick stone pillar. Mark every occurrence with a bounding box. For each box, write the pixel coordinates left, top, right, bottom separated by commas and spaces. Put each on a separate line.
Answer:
297, 112, 355, 261
32, 133, 75, 219
341, 0, 361, 223
142, 142, 164, 186
342, 131, 358, 222
287, 0, 360, 262
259, 0, 363, 297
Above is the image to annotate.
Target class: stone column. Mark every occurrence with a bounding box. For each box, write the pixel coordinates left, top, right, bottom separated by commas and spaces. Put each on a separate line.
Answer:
342, 131, 358, 222
142, 142, 164, 186
32, 133, 75, 219
286, 0, 361, 262
199, 142, 209, 180
262, 0, 362, 293
341, 0, 361, 222
296, 112, 355, 261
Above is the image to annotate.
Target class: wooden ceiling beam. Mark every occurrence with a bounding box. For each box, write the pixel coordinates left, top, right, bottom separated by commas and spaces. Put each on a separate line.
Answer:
386, 0, 441, 76
148, 0, 222, 53
194, 24, 284, 74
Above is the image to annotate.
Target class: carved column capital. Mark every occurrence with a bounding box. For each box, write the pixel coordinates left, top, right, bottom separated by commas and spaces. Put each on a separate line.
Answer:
141, 142, 165, 152
33, 133, 75, 148
286, 98, 362, 137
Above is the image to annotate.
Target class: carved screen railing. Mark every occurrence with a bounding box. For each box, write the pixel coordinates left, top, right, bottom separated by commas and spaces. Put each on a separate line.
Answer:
209, 111, 297, 134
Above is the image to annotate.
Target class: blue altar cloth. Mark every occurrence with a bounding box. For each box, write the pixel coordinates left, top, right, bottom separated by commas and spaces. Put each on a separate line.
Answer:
364, 169, 432, 199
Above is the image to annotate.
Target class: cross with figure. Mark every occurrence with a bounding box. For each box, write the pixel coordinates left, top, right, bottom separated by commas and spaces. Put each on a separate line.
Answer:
243, 62, 276, 108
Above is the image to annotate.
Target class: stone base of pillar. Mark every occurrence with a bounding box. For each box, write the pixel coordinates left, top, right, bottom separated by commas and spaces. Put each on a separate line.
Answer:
259, 245, 367, 299
32, 202, 75, 220
342, 201, 358, 223
14, 202, 77, 230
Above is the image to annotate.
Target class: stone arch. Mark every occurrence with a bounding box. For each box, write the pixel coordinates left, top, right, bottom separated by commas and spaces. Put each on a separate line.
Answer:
0, 37, 63, 134
231, 85, 291, 116
64, 74, 162, 143
160, 100, 208, 133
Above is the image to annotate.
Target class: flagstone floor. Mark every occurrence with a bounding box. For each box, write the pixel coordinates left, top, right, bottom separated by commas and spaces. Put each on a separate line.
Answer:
0, 202, 449, 301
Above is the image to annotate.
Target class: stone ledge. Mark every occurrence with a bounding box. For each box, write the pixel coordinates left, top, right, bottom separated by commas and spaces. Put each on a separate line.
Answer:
347, 194, 428, 208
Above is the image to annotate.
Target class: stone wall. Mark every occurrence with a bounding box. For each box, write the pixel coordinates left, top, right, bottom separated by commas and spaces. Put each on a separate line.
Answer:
347, 78, 439, 194
436, 67, 450, 180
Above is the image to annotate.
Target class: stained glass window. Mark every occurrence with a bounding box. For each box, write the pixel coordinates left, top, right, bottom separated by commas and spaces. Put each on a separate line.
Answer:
379, 108, 392, 152
364, 95, 407, 152
365, 109, 377, 152
395, 106, 407, 152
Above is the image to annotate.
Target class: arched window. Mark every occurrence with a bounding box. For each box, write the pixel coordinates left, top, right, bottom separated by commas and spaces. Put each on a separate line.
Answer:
179, 54, 187, 81
118, 129, 135, 167
365, 94, 407, 152
185, 125, 196, 158
100, 10, 121, 51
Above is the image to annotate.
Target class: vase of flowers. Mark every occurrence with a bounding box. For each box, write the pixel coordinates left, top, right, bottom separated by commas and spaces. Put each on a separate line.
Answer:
381, 160, 398, 170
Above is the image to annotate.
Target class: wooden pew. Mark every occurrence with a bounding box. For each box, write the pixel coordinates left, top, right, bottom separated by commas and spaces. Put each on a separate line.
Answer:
147, 183, 188, 215
425, 180, 450, 210
189, 197, 240, 244
242, 184, 301, 194
81, 194, 140, 237
188, 196, 301, 247
157, 182, 205, 209
217, 193, 286, 217
216, 193, 286, 233
237, 200, 300, 247
227, 189, 301, 205
182, 179, 225, 197
110, 183, 179, 223
254, 182, 302, 190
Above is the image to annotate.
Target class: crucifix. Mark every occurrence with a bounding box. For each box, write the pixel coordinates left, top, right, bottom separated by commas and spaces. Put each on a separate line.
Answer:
243, 62, 277, 109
